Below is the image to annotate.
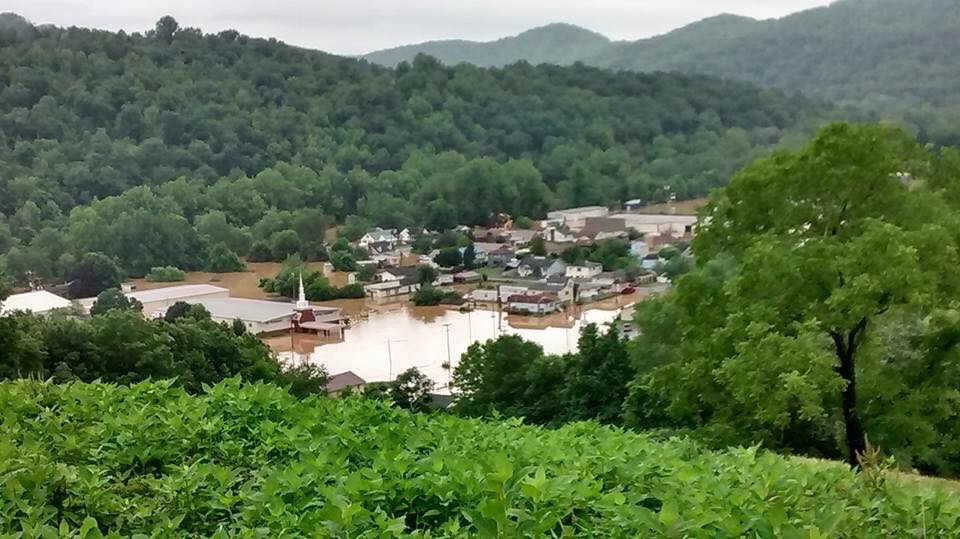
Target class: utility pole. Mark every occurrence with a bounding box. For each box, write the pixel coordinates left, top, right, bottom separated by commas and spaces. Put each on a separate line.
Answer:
387, 340, 393, 379
442, 323, 453, 389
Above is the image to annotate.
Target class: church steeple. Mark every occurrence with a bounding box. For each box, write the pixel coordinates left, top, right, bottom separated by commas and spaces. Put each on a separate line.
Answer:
296, 272, 309, 311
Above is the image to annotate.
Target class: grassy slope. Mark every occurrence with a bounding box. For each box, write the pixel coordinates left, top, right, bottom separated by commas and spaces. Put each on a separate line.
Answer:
1, 379, 958, 537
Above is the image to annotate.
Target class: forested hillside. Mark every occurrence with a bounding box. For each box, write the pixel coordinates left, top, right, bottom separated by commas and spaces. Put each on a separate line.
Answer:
365, 0, 960, 142
0, 13, 827, 283
3, 379, 958, 536
364, 23, 612, 68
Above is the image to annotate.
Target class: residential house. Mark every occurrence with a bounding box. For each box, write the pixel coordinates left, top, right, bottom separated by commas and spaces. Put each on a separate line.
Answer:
326, 371, 366, 396
358, 228, 399, 249
460, 243, 488, 266
547, 206, 610, 229
506, 293, 560, 315
630, 240, 650, 259
542, 225, 576, 244
453, 271, 482, 283
623, 199, 645, 211
398, 228, 423, 244
565, 261, 603, 279
640, 254, 663, 271
1, 290, 72, 316
516, 256, 566, 280
377, 266, 421, 283
505, 229, 539, 248
487, 245, 516, 267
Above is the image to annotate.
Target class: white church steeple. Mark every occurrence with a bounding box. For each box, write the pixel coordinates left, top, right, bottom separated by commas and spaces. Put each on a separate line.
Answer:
296, 272, 309, 311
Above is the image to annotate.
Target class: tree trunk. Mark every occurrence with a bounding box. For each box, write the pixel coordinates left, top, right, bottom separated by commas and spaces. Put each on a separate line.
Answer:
831, 319, 868, 469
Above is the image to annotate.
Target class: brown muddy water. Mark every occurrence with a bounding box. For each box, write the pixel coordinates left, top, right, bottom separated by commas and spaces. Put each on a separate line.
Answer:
272, 291, 655, 395
130, 264, 660, 394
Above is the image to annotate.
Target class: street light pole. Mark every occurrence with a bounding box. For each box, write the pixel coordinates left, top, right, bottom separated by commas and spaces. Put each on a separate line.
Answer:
387, 339, 393, 379
443, 323, 453, 388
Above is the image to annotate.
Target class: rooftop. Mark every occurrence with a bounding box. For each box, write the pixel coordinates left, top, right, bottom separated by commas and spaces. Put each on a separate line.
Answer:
127, 284, 229, 304
506, 293, 558, 304
326, 371, 366, 393
548, 206, 608, 216
191, 297, 339, 324
1, 290, 72, 315
610, 213, 698, 225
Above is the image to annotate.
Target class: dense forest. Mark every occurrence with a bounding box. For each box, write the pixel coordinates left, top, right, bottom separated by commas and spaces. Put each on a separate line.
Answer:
0, 13, 829, 285
451, 123, 960, 479
366, 0, 960, 143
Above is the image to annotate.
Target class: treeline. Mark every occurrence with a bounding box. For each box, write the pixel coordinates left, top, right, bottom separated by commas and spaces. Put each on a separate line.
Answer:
0, 14, 829, 284
452, 123, 960, 479
0, 294, 328, 397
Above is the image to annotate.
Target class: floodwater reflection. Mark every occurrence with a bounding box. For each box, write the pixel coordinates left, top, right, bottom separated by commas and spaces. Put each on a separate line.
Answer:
273, 297, 639, 394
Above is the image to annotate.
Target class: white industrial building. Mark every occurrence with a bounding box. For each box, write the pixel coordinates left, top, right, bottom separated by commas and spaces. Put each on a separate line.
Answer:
546, 206, 610, 229
610, 213, 697, 236
0, 290, 72, 316
125, 284, 230, 318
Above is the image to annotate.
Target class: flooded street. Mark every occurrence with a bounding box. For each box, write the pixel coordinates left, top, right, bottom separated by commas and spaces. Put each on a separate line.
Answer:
128, 263, 661, 393
272, 290, 654, 394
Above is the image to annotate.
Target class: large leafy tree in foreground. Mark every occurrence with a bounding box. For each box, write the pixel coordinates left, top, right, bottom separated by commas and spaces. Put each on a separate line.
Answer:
627, 123, 960, 470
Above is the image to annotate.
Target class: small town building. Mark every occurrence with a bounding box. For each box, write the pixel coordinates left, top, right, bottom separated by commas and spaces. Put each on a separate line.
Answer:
125, 284, 230, 318
505, 293, 560, 315
487, 245, 516, 267
326, 371, 367, 396
358, 228, 399, 249
630, 240, 650, 259
565, 261, 603, 279
623, 199, 645, 211
577, 217, 628, 242
0, 290, 72, 316
453, 270, 482, 283
547, 206, 610, 229
610, 213, 697, 236
191, 296, 343, 337
516, 256, 567, 279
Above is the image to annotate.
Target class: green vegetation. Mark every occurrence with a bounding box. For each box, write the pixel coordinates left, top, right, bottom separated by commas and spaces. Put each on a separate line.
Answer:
365, 0, 960, 144
0, 309, 324, 394
454, 326, 632, 426
204, 243, 246, 273
411, 285, 460, 307
145, 265, 186, 282
89, 288, 142, 316
259, 257, 365, 301
0, 14, 827, 288
2, 378, 957, 536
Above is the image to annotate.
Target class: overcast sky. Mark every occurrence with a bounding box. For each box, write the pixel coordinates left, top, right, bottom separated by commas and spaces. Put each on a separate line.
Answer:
7, 0, 835, 56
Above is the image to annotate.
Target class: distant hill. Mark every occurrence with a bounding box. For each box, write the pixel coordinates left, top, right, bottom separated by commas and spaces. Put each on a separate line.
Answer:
364, 23, 612, 68
365, 0, 960, 139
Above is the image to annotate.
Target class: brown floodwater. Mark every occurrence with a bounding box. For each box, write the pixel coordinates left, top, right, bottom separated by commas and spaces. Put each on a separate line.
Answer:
131, 265, 665, 394
273, 288, 661, 394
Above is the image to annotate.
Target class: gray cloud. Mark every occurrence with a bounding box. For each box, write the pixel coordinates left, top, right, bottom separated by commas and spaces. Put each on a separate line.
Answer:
6, 0, 834, 55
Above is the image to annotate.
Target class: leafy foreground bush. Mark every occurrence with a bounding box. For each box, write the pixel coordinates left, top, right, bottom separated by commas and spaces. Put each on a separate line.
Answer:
2, 380, 958, 537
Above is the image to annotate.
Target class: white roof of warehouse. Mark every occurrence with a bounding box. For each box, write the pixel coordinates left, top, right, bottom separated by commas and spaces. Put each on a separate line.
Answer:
190, 298, 340, 324
126, 284, 229, 304
1, 290, 72, 315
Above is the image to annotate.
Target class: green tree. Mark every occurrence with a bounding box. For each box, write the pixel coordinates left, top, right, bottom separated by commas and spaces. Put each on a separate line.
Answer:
146, 266, 186, 282
356, 264, 377, 282
434, 247, 462, 268
461, 243, 476, 269
416, 264, 439, 285
89, 288, 142, 316
631, 123, 960, 469
452, 335, 548, 418
67, 252, 122, 298
528, 235, 547, 256
330, 251, 357, 273
206, 243, 246, 273
270, 230, 302, 261
364, 368, 435, 412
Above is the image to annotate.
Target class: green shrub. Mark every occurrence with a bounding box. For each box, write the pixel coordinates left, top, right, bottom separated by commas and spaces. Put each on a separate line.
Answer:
145, 266, 186, 282
1, 379, 957, 537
